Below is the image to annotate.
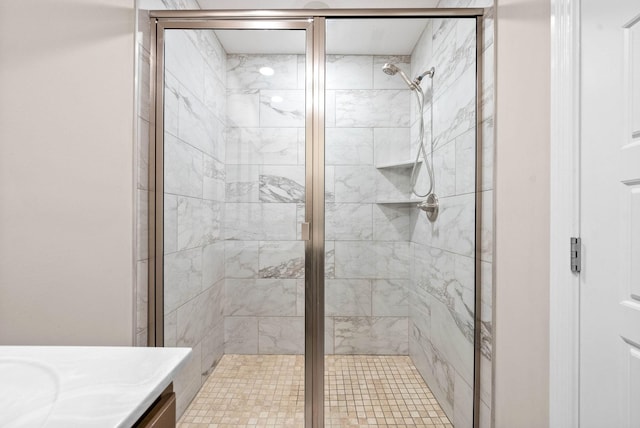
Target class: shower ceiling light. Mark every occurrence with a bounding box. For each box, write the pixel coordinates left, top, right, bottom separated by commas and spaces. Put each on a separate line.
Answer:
271, 95, 284, 103
259, 66, 274, 76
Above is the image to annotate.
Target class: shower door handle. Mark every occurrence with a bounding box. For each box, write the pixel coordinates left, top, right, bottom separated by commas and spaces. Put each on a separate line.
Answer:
301, 222, 311, 241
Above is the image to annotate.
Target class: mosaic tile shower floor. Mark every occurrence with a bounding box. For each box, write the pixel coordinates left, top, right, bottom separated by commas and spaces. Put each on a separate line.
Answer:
178, 354, 452, 428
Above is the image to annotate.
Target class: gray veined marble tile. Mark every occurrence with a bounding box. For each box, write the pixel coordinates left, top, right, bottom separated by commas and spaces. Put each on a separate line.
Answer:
296, 203, 305, 240
259, 241, 305, 279
203, 154, 225, 202
137, 118, 150, 192
373, 205, 411, 241
204, 72, 226, 123
480, 260, 493, 361
334, 166, 376, 203
137, 190, 148, 261
262, 203, 298, 240
335, 90, 411, 128
296, 279, 305, 316
198, 30, 226, 84
136, 259, 148, 334
432, 140, 457, 198
259, 90, 305, 128
325, 317, 335, 354
410, 22, 433, 86
325, 203, 373, 241
334, 317, 408, 355
177, 197, 221, 250
177, 85, 221, 158
325, 90, 336, 128
164, 310, 178, 347
227, 54, 298, 90
225, 165, 259, 203
225, 279, 296, 316
164, 194, 178, 254
416, 248, 475, 349
259, 165, 305, 203
225, 127, 299, 165
325, 241, 335, 279
481, 117, 494, 191
455, 128, 476, 196
201, 324, 224, 380
432, 19, 475, 101
430, 339, 455, 414
334, 241, 410, 279
224, 203, 297, 241
165, 30, 205, 100
480, 190, 493, 262
454, 371, 474, 428
297, 55, 306, 90
225, 241, 259, 279
431, 296, 474, 390
373, 128, 411, 166
164, 247, 202, 314
164, 73, 180, 138
174, 342, 201, 417
433, 67, 476, 149
325, 128, 374, 166
176, 289, 208, 348
164, 134, 203, 199
258, 317, 304, 354
202, 242, 225, 288
325, 166, 335, 202
326, 55, 373, 90
227, 89, 260, 128
325, 279, 372, 317
372, 279, 409, 317
224, 316, 258, 354
417, 192, 475, 257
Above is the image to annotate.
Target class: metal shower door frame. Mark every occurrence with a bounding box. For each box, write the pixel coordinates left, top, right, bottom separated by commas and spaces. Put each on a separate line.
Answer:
148, 9, 485, 428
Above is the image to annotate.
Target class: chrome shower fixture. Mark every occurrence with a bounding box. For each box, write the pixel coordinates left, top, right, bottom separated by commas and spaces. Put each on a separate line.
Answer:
414, 67, 435, 84
381, 63, 435, 89
382, 63, 417, 89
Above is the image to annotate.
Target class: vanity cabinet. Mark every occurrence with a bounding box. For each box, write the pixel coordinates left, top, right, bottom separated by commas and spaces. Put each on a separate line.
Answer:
133, 384, 176, 428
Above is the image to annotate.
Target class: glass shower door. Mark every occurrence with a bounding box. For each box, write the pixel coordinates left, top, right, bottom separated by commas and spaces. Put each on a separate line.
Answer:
323, 17, 479, 427
155, 21, 313, 422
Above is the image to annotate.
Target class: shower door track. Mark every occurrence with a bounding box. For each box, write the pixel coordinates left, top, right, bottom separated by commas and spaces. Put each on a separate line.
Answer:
147, 8, 485, 428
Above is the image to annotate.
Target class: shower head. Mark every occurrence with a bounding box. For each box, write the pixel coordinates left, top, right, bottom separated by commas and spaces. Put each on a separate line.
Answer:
382, 63, 400, 76
382, 63, 417, 89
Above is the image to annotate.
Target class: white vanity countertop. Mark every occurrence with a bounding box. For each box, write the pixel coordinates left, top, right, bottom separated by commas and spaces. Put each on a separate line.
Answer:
0, 346, 191, 428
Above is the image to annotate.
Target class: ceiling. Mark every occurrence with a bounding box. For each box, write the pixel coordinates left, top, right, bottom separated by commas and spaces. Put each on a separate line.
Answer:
215, 19, 430, 55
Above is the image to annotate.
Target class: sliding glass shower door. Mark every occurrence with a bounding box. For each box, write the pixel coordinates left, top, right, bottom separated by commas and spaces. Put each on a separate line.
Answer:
150, 11, 483, 428
153, 20, 315, 421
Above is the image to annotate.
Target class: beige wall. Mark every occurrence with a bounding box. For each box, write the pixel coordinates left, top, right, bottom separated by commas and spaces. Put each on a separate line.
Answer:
494, 0, 550, 426
0, 0, 136, 345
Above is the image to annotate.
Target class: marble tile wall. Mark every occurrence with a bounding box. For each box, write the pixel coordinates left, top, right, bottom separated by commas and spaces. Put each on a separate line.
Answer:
325, 54, 413, 355
223, 53, 307, 355
163, 28, 227, 416
135, 10, 151, 349
407, 10, 494, 428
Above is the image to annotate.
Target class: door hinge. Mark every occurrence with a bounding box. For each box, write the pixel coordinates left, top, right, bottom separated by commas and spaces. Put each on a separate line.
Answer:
570, 237, 581, 273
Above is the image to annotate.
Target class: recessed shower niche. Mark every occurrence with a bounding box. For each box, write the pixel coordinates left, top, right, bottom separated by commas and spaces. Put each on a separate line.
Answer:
149, 10, 483, 427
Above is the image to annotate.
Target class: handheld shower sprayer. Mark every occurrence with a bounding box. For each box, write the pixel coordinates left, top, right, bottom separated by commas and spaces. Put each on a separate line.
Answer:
381, 63, 435, 89
380, 62, 439, 221
382, 63, 418, 89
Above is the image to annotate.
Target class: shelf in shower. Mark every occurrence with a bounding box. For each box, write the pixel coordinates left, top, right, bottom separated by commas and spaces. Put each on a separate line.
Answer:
375, 159, 422, 169
375, 199, 421, 205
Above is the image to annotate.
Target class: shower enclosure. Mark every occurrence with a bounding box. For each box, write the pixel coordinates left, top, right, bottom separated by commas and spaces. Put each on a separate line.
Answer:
148, 8, 484, 428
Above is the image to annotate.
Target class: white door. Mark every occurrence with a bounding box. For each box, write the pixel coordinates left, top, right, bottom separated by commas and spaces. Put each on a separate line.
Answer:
580, 1, 640, 427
